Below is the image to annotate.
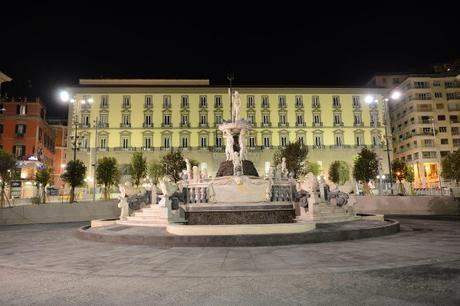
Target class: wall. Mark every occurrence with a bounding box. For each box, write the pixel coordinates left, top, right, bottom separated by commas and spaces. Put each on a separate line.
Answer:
354, 195, 459, 215
0, 200, 120, 225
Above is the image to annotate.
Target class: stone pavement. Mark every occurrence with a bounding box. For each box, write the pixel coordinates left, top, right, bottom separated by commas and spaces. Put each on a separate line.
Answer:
0, 217, 459, 305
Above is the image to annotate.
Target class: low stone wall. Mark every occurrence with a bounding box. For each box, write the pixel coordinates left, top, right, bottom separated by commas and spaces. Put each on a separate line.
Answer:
354, 195, 459, 215
0, 200, 120, 225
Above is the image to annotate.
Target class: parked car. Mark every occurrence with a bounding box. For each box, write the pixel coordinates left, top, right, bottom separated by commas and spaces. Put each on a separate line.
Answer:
46, 186, 60, 196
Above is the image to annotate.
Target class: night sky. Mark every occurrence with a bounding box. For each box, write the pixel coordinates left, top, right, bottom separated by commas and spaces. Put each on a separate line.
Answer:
1, 1, 459, 118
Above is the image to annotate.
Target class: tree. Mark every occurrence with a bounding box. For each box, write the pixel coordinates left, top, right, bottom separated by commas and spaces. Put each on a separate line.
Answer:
353, 148, 379, 194
129, 152, 147, 187
299, 161, 321, 177
35, 167, 52, 204
392, 159, 409, 183
61, 160, 86, 203
328, 161, 350, 186
96, 157, 120, 200
147, 160, 164, 185
273, 140, 308, 178
442, 150, 460, 185
160, 149, 186, 183
0, 150, 17, 208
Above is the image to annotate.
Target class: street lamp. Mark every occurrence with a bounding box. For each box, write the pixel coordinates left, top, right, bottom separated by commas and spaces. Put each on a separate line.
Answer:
366, 91, 401, 195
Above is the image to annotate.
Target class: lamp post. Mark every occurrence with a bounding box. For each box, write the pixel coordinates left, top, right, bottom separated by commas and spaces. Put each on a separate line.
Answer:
93, 117, 98, 202
366, 92, 401, 195
429, 117, 442, 190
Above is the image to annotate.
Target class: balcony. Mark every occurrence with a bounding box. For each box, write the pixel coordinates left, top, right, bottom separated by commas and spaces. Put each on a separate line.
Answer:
120, 123, 131, 128
448, 105, 460, 111
295, 103, 304, 109
142, 123, 153, 128
261, 122, 272, 128
199, 123, 209, 128
278, 103, 287, 109
329, 145, 352, 150
370, 122, 381, 127
418, 119, 433, 124
141, 147, 154, 152
332, 103, 341, 109
311, 103, 321, 109
354, 145, 368, 149
98, 122, 109, 128
450, 120, 459, 124
178, 146, 190, 151
181, 123, 191, 128
295, 122, 306, 127
144, 103, 153, 109
352, 104, 361, 109
261, 103, 270, 109
353, 122, 364, 127
97, 147, 109, 152
100, 103, 109, 109
163, 103, 172, 109
113, 147, 136, 152
161, 123, 172, 128
210, 146, 224, 152
312, 122, 323, 127
16, 133, 25, 138
278, 122, 289, 128
122, 103, 131, 109
333, 122, 344, 127
160, 147, 172, 151
214, 103, 223, 109
77, 147, 90, 152
79, 123, 91, 129
312, 145, 326, 150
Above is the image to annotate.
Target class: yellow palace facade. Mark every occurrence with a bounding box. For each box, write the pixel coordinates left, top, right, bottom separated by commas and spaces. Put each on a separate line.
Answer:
66, 79, 389, 181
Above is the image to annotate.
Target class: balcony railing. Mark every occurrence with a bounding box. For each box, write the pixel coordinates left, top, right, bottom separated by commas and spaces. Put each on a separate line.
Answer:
312, 122, 323, 127
312, 145, 326, 150
181, 123, 191, 128
278, 122, 289, 127
353, 122, 364, 127
333, 122, 344, 127
113, 147, 136, 152
120, 123, 131, 128
161, 123, 172, 128
261, 122, 272, 127
141, 147, 154, 151
199, 123, 209, 128
143, 123, 153, 128
370, 122, 381, 127
295, 122, 306, 127
98, 122, 109, 128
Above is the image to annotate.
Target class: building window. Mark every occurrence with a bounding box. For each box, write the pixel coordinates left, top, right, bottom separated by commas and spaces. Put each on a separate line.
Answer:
144, 136, 152, 148
296, 114, 304, 125
279, 114, 287, 125
278, 96, 286, 108
263, 114, 270, 125
414, 81, 428, 88
144, 114, 152, 127
122, 96, 131, 108
163, 96, 171, 108
122, 114, 130, 126
335, 135, 343, 146
13, 145, 26, 157
354, 113, 362, 125
434, 92, 443, 98
263, 136, 271, 148
281, 135, 288, 147
100, 114, 108, 126
247, 95, 255, 108
295, 96, 303, 108
439, 127, 447, 133
81, 114, 90, 127
163, 136, 171, 149
297, 135, 304, 145
145, 95, 153, 108
199, 96, 208, 108
312, 96, 320, 108
216, 135, 222, 148
101, 95, 109, 107
248, 114, 255, 124
0, 124, 3, 134
181, 114, 189, 126
17, 104, 27, 115
200, 114, 207, 126
262, 96, 269, 108
200, 136, 207, 148
249, 136, 256, 148
372, 135, 380, 146
214, 95, 222, 108
441, 138, 448, 145
181, 136, 189, 148
314, 135, 322, 146
313, 114, 321, 124
16, 124, 26, 135
355, 135, 363, 146
100, 137, 107, 149
215, 114, 222, 125
332, 96, 341, 107
163, 114, 171, 126
352, 96, 361, 108
334, 113, 342, 125
181, 96, 189, 108
121, 137, 129, 149
438, 115, 446, 121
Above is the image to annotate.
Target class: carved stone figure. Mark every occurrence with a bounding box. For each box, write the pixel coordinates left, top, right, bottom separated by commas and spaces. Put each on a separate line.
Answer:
192, 166, 200, 183
281, 157, 288, 178
201, 168, 208, 180
185, 158, 192, 181
328, 190, 350, 207
233, 151, 242, 176
297, 172, 318, 207
239, 129, 247, 161
231, 91, 241, 122
224, 130, 234, 161
266, 178, 272, 201
158, 176, 178, 207
117, 184, 130, 220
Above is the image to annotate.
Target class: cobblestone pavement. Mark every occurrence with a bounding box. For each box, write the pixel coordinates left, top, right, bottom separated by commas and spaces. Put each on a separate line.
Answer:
0, 217, 459, 305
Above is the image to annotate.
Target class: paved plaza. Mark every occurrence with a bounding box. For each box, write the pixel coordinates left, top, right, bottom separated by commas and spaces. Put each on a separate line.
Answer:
0, 217, 459, 305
